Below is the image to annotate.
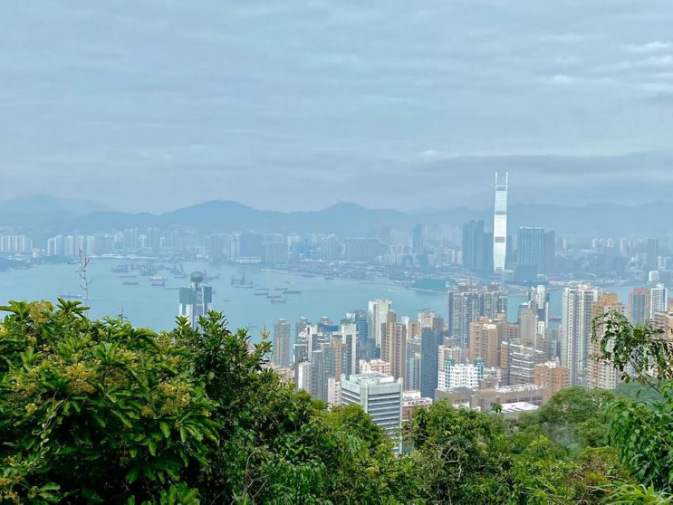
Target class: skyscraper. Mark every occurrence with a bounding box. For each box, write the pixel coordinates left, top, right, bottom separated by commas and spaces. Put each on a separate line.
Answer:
448, 284, 507, 350
273, 319, 291, 368
628, 288, 649, 325
646, 237, 659, 271
420, 320, 444, 400
517, 227, 545, 277
412, 224, 424, 253
178, 272, 213, 327
493, 172, 509, 273
382, 311, 407, 384
560, 284, 600, 386
368, 299, 392, 349
649, 283, 668, 320
588, 294, 624, 390
462, 220, 491, 272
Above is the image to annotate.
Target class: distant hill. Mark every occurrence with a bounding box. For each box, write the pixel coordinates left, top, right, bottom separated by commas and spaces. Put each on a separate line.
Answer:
2, 196, 673, 238
0, 196, 113, 230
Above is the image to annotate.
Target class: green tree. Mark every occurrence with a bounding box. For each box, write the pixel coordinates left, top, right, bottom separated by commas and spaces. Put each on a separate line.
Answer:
0, 300, 218, 504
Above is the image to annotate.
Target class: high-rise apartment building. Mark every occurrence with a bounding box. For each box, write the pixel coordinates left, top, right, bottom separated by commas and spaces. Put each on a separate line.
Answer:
560, 284, 600, 386
493, 172, 509, 273
650, 283, 668, 320
178, 272, 213, 327
448, 284, 507, 351
412, 224, 424, 253
588, 294, 624, 390
382, 311, 407, 384
273, 319, 291, 368
368, 299, 392, 349
340, 373, 403, 453
534, 361, 570, 395
438, 359, 484, 391
628, 288, 649, 325
420, 326, 444, 400
468, 317, 501, 368
647, 237, 659, 271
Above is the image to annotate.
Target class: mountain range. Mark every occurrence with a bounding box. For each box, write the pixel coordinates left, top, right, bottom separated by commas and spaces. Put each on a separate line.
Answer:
0, 196, 671, 238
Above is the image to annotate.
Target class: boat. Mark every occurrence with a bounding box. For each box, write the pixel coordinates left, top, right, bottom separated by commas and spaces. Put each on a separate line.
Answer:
150, 276, 166, 287
112, 264, 129, 273
222, 299, 232, 303
271, 299, 287, 304
118, 274, 137, 278
122, 281, 139, 286
173, 273, 187, 279
267, 295, 281, 299
283, 290, 301, 295
254, 292, 269, 296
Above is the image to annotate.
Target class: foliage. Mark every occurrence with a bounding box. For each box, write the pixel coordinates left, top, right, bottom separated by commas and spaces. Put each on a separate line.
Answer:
0, 300, 217, 503
1, 300, 668, 503
594, 313, 673, 493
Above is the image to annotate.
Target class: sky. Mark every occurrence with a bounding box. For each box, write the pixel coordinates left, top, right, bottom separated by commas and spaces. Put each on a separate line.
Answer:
1, 0, 673, 213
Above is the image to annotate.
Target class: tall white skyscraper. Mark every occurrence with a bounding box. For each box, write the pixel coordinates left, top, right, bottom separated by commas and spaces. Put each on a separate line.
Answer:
493, 172, 509, 273
368, 299, 392, 348
560, 284, 600, 386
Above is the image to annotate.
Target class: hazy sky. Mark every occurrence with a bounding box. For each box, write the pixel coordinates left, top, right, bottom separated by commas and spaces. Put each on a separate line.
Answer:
2, 0, 673, 213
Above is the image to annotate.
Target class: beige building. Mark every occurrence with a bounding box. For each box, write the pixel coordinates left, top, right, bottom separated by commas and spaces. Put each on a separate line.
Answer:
382, 311, 407, 384
588, 293, 624, 390
361, 359, 392, 375
534, 361, 570, 395
469, 317, 500, 368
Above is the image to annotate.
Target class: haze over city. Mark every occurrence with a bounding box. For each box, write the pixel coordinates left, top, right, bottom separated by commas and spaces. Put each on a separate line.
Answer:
2, 1, 673, 212
3, 2, 673, 503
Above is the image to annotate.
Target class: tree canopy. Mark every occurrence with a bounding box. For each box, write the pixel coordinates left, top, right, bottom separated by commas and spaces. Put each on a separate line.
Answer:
0, 300, 670, 503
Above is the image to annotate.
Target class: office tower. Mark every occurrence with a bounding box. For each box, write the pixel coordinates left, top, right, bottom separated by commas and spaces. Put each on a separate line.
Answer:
368, 299, 392, 349
628, 288, 649, 325
543, 231, 556, 275
178, 272, 213, 327
534, 361, 570, 395
382, 311, 407, 384
438, 358, 484, 391
348, 310, 370, 362
588, 294, 624, 390
493, 172, 509, 273
340, 373, 403, 452
462, 220, 489, 272
560, 284, 600, 386
420, 326, 444, 400
448, 284, 507, 350
468, 317, 500, 368
517, 227, 545, 278
647, 237, 659, 271
406, 338, 422, 391
419, 310, 438, 329
650, 283, 668, 320
412, 224, 424, 253
340, 321, 358, 377
273, 319, 291, 368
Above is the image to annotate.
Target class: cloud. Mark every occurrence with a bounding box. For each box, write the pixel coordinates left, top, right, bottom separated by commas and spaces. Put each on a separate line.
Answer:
625, 41, 673, 53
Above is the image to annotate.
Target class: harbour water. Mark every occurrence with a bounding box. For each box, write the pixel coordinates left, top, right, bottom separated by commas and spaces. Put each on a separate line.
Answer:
0, 259, 640, 341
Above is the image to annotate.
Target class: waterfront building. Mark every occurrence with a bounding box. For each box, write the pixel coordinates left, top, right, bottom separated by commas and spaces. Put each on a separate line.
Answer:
178, 272, 213, 327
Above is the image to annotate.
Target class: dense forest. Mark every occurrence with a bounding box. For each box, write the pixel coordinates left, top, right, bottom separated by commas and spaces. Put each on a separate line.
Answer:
0, 300, 672, 504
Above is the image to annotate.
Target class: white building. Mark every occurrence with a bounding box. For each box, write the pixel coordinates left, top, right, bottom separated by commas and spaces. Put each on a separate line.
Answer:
493, 172, 508, 273
650, 283, 668, 320
438, 359, 484, 391
368, 299, 391, 348
560, 284, 600, 386
341, 372, 403, 453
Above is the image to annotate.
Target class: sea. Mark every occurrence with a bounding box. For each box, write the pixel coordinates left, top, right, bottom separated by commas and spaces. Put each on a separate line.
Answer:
0, 259, 640, 342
